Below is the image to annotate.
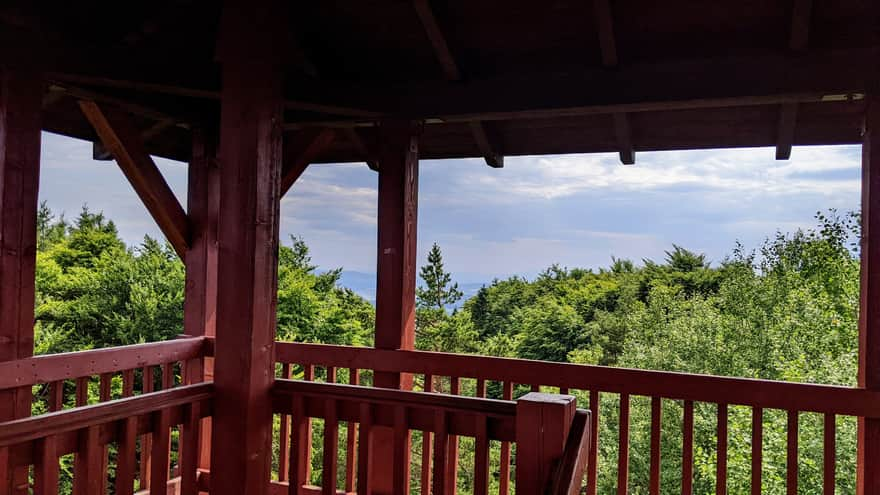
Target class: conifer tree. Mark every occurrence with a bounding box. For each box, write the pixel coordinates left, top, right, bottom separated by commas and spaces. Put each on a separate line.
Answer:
417, 243, 463, 310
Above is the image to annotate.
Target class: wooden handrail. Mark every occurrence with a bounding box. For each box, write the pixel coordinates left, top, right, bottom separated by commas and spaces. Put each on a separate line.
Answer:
0, 337, 209, 390
0, 382, 214, 447
549, 409, 592, 495
272, 379, 517, 441
275, 341, 880, 417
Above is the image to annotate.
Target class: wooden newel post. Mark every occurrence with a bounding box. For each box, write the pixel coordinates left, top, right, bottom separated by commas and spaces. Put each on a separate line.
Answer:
516, 393, 577, 494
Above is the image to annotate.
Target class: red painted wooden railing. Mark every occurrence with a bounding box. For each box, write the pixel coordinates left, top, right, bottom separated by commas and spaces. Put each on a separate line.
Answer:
0, 382, 213, 495
267, 379, 588, 495
0, 337, 210, 494
275, 341, 880, 495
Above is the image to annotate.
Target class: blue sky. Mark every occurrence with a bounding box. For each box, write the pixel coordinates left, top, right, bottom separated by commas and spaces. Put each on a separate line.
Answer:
39, 132, 861, 282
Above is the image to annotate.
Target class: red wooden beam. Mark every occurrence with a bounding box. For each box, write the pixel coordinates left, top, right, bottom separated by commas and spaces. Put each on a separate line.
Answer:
0, 50, 43, 495
412, 0, 503, 168
776, 0, 812, 160
183, 129, 220, 474
78, 101, 189, 257
341, 128, 378, 171
592, 0, 634, 165
281, 128, 335, 196
859, 90, 880, 495
372, 120, 420, 494
211, 1, 286, 494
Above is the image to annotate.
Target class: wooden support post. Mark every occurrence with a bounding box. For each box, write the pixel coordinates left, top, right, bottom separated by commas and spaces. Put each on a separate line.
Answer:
515, 392, 577, 494
859, 89, 880, 495
210, 1, 286, 495
370, 120, 420, 494
183, 128, 219, 473
0, 50, 42, 495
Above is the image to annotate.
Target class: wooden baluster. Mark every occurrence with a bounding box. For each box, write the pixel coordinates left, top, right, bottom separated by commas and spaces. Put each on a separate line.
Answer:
0, 446, 9, 494
393, 406, 409, 495
357, 403, 374, 495
299, 365, 315, 486
278, 363, 291, 482
447, 376, 461, 494
150, 408, 171, 495
476, 378, 487, 398
787, 410, 798, 495
752, 407, 763, 495
180, 402, 202, 495
617, 393, 630, 495
99, 373, 112, 495
73, 426, 102, 495
717, 404, 728, 495
290, 394, 308, 494
323, 399, 339, 495
116, 416, 138, 495
161, 363, 174, 390
650, 397, 662, 495
824, 413, 836, 495
345, 369, 360, 493
499, 381, 513, 495
122, 370, 134, 398
75, 377, 89, 407
421, 374, 434, 494
682, 400, 694, 495
140, 366, 154, 491
587, 390, 600, 495
531, 384, 540, 392
474, 415, 490, 495
559, 387, 569, 395
433, 410, 449, 495
48, 381, 63, 412
34, 436, 59, 495
327, 366, 337, 384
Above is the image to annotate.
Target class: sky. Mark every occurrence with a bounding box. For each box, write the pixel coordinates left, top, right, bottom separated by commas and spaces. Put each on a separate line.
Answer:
38, 132, 862, 282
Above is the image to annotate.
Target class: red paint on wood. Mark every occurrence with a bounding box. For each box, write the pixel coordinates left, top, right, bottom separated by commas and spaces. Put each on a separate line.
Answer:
322, 400, 339, 495
860, 91, 880, 495
392, 406, 409, 495
33, 436, 58, 495
211, 3, 286, 495
290, 395, 307, 495
787, 411, 799, 495
649, 397, 661, 495
516, 392, 576, 494
344, 370, 358, 492
825, 413, 836, 495
149, 409, 171, 495
180, 402, 202, 495
48, 382, 63, 412
752, 407, 763, 495
499, 382, 513, 495
281, 129, 335, 196
682, 400, 694, 495
446, 376, 460, 494
115, 416, 138, 495
617, 393, 629, 495
0, 63, 41, 495
473, 415, 489, 495
279, 364, 291, 482
717, 404, 728, 495
587, 391, 600, 495
72, 426, 102, 495
432, 411, 449, 495
356, 403, 373, 495
78, 101, 189, 258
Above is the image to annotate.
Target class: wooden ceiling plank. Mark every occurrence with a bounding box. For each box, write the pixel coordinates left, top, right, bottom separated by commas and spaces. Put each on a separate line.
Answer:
281, 128, 336, 195
78, 101, 189, 258
776, 0, 812, 160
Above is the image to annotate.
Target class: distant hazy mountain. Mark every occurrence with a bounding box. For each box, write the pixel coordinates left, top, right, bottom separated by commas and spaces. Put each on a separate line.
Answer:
329, 270, 487, 309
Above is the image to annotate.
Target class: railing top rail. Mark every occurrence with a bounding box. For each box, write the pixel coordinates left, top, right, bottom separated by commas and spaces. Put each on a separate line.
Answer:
273, 378, 517, 418
0, 382, 214, 447
0, 336, 209, 390
275, 341, 880, 417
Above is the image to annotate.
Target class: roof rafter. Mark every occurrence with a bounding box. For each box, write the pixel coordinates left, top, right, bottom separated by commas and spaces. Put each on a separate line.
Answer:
78, 101, 190, 258
342, 128, 379, 171
412, 0, 503, 168
593, 0, 634, 165
281, 128, 336, 195
776, 0, 813, 160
